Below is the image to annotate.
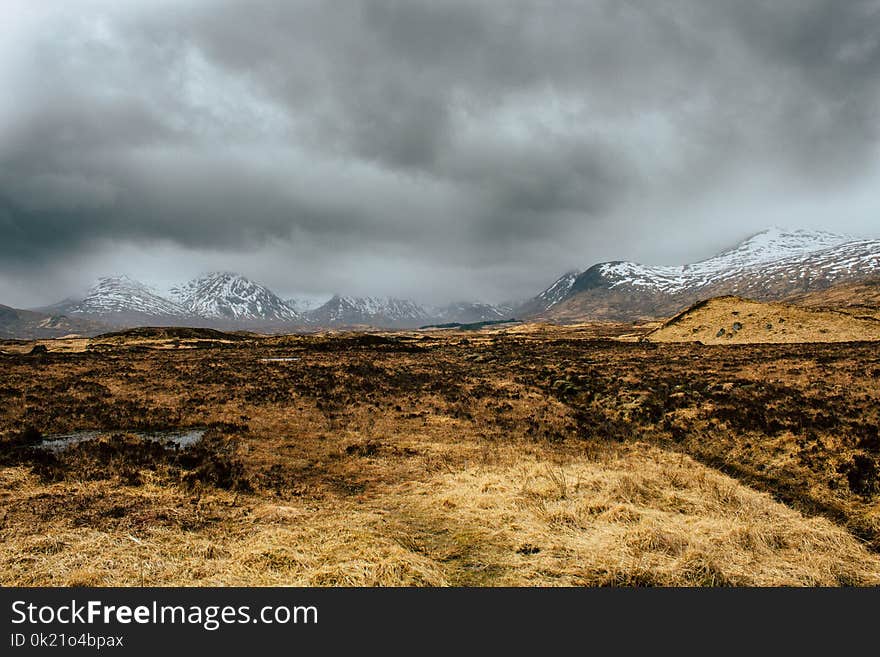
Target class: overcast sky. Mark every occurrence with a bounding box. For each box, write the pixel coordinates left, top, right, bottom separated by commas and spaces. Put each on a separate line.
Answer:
2, 0, 880, 307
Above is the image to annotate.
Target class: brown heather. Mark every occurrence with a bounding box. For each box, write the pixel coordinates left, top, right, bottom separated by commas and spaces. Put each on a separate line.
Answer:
1, 293, 879, 586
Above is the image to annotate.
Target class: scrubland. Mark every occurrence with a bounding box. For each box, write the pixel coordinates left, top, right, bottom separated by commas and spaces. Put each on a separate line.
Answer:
1, 327, 878, 585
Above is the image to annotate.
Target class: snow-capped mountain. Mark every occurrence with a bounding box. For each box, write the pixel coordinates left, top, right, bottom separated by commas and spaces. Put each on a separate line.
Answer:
306, 296, 517, 327
31, 227, 876, 333
307, 295, 431, 327
41, 273, 515, 329
514, 270, 582, 317
431, 302, 515, 324
170, 272, 300, 321
580, 228, 857, 295
65, 276, 189, 318
540, 228, 880, 321
285, 296, 329, 315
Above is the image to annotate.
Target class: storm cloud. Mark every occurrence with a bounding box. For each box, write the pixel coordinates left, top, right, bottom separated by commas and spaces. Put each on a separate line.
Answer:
2, 0, 880, 306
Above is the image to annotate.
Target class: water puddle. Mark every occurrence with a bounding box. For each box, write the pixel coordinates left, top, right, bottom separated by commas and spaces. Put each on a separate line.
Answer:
38, 428, 206, 452
260, 357, 301, 363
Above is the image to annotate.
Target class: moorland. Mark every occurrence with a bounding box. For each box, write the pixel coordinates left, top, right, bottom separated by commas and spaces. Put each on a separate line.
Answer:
1, 311, 878, 586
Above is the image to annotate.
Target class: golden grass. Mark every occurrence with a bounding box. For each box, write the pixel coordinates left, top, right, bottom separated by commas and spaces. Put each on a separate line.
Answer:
0, 337, 90, 354
2, 326, 878, 587
385, 444, 879, 586
2, 443, 877, 587
646, 296, 880, 344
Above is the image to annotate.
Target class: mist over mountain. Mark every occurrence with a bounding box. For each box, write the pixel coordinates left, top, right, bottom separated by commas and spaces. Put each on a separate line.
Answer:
1, 227, 875, 339
21, 273, 516, 332
48, 276, 189, 320
3, 2, 880, 310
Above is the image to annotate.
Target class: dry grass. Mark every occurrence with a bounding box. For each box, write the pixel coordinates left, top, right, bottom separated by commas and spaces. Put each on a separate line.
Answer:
2, 443, 877, 587
0, 337, 90, 354
385, 444, 879, 586
646, 296, 880, 344
1, 327, 879, 586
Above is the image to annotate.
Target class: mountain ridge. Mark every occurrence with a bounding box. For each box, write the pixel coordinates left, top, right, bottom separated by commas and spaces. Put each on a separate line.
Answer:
62, 275, 190, 318
170, 272, 301, 322
537, 228, 880, 322
8, 227, 879, 335
32, 275, 515, 331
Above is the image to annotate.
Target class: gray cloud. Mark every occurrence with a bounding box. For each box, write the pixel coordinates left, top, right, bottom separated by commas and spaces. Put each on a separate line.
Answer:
2, 0, 880, 307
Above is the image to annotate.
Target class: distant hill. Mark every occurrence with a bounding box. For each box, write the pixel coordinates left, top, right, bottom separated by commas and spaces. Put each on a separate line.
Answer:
56, 275, 189, 318
0, 304, 107, 340
19, 274, 515, 336
644, 296, 880, 344
785, 277, 880, 320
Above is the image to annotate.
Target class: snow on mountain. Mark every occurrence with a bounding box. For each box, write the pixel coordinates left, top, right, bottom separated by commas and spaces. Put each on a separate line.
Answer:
47, 272, 515, 328
170, 272, 300, 321
285, 296, 330, 314
588, 228, 861, 295
69, 276, 189, 317
540, 228, 880, 321
43, 228, 875, 329
308, 295, 431, 326
42, 272, 515, 328
513, 270, 582, 317
431, 302, 514, 324
722, 237, 880, 298
536, 270, 582, 309
710, 227, 854, 266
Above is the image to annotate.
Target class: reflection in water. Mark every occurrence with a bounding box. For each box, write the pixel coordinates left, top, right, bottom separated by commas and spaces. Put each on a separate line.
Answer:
38, 429, 206, 452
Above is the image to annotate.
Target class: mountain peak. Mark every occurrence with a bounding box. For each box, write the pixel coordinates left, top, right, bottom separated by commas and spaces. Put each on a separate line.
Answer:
72, 275, 188, 317
200, 270, 242, 281
285, 295, 329, 314
310, 295, 431, 326
42, 273, 513, 328
537, 227, 880, 321
95, 273, 148, 289
170, 272, 300, 321
718, 227, 854, 264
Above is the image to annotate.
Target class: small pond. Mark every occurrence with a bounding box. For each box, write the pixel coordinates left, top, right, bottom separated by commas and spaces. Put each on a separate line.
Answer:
38, 429, 206, 452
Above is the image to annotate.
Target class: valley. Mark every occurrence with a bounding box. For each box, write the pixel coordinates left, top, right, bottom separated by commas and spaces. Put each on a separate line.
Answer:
2, 230, 879, 587
1, 318, 878, 586
5, 0, 880, 604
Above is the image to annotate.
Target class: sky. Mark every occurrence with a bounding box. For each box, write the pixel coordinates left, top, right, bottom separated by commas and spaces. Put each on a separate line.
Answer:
2, 0, 880, 308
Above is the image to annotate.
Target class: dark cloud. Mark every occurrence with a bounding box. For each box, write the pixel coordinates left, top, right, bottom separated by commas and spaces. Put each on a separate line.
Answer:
1, 0, 880, 307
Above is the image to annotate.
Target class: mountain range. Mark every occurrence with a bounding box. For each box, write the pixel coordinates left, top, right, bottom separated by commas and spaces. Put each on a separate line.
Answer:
3, 228, 879, 338
31, 272, 516, 331
535, 228, 880, 322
